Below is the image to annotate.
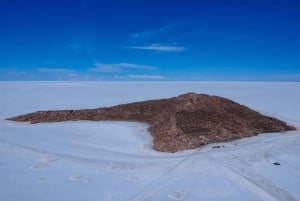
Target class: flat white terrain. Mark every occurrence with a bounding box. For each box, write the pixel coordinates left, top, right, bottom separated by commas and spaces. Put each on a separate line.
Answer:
0, 81, 299, 201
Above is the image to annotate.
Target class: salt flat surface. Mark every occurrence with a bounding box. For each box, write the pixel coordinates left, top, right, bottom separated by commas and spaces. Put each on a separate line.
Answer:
0, 81, 299, 201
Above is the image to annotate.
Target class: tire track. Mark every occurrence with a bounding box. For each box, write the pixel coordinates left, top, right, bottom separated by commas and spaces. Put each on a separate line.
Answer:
205, 153, 297, 201
126, 148, 201, 201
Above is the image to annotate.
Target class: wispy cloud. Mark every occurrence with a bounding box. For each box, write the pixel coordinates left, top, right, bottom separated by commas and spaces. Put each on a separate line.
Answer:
90, 62, 157, 73
38, 68, 75, 73
68, 37, 94, 55
128, 74, 165, 79
6, 71, 27, 76
131, 23, 177, 40
129, 43, 186, 52
266, 73, 300, 81
128, 22, 188, 53
0, 70, 27, 80
68, 73, 78, 77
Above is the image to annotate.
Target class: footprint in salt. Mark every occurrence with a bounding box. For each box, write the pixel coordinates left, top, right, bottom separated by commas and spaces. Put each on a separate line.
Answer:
47, 154, 59, 162
167, 190, 187, 200
107, 192, 124, 200
96, 164, 108, 174
125, 176, 138, 182
108, 162, 137, 172
36, 177, 46, 183
30, 162, 49, 171
107, 192, 114, 200
96, 169, 106, 175
69, 174, 82, 182
174, 176, 183, 181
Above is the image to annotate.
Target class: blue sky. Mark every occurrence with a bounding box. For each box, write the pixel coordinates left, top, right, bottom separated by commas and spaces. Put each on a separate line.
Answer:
0, 0, 299, 81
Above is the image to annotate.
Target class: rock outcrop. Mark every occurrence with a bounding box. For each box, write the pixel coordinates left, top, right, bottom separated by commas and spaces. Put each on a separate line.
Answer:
7, 93, 296, 152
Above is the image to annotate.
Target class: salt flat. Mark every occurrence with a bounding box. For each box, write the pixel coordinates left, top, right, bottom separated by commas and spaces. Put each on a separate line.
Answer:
0, 81, 299, 201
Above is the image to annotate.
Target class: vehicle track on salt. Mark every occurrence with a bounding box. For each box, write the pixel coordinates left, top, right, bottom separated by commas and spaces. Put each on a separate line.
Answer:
205, 151, 298, 201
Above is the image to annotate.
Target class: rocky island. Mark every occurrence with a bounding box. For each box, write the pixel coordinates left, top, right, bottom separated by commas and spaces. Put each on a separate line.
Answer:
7, 93, 295, 152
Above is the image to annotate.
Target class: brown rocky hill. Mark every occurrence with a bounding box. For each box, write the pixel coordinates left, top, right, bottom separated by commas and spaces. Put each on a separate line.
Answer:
7, 93, 295, 152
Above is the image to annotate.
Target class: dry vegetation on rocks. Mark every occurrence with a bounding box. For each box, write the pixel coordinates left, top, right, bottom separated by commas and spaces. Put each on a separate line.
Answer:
7, 93, 295, 152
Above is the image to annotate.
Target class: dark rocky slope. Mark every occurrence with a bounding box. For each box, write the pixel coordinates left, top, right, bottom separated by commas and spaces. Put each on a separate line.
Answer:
7, 93, 295, 152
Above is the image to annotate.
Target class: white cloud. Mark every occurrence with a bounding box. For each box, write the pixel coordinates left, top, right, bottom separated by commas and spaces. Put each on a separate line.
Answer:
267, 73, 300, 81
68, 73, 78, 77
131, 33, 144, 38
131, 23, 176, 40
45, 61, 56, 64
128, 74, 165, 79
129, 44, 186, 52
117, 63, 157, 70
6, 71, 27, 76
90, 62, 157, 73
38, 68, 75, 73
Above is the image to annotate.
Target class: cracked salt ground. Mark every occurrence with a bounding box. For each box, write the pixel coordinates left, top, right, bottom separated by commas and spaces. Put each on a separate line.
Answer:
0, 82, 300, 201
